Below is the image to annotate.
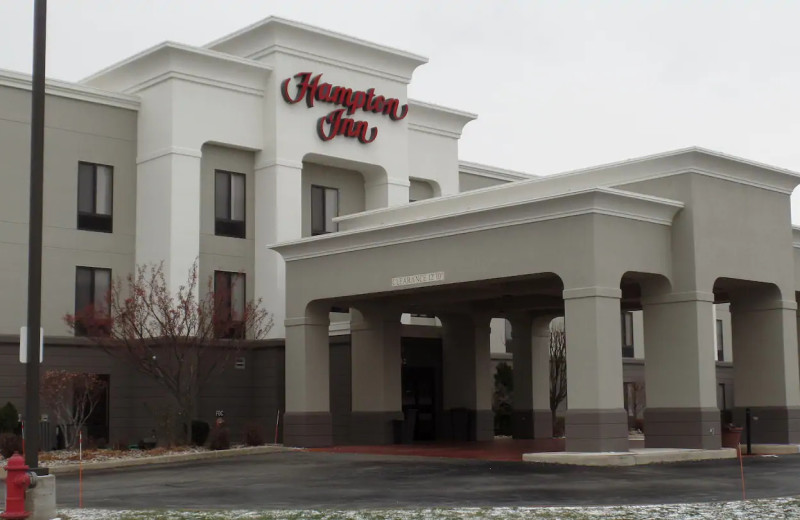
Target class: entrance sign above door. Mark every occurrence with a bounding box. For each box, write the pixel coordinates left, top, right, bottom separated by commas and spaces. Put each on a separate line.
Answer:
391, 271, 445, 287
281, 72, 409, 144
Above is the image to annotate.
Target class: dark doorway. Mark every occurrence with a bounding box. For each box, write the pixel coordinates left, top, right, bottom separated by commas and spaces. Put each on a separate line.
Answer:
402, 366, 437, 441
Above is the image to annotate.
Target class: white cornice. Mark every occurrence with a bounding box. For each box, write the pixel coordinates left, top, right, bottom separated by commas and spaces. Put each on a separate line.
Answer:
81, 42, 271, 95
272, 188, 683, 261
123, 71, 265, 97
408, 123, 462, 139
407, 99, 477, 139
205, 16, 428, 68
459, 161, 537, 182
408, 99, 477, 120
0, 67, 140, 110
249, 45, 416, 84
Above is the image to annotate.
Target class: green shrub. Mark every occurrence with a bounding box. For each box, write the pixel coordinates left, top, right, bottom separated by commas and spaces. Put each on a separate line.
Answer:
243, 422, 265, 446
0, 433, 23, 459
191, 420, 210, 446
553, 416, 566, 437
493, 362, 513, 436
0, 402, 19, 434
209, 424, 230, 451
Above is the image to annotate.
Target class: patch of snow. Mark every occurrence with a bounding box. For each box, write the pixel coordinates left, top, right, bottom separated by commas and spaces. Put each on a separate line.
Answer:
59, 496, 800, 519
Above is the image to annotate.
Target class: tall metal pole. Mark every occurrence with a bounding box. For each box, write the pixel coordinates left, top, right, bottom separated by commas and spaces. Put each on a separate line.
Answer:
25, 0, 47, 472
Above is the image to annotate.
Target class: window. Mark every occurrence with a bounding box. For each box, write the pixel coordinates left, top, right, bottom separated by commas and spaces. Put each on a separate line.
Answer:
717, 383, 727, 412
621, 312, 634, 358
716, 319, 724, 361
215, 171, 246, 238
78, 162, 113, 233
74, 267, 111, 336
214, 271, 246, 338
311, 185, 339, 235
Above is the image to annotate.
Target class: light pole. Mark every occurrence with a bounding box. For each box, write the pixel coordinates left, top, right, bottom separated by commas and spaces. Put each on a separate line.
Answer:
25, 0, 47, 472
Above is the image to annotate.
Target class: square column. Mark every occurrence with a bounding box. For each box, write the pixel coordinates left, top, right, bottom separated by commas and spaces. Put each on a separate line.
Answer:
349, 307, 403, 444
441, 315, 494, 441
508, 314, 553, 439
283, 313, 332, 447
254, 160, 303, 339
642, 292, 720, 449
731, 299, 800, 443
365, 176, 410, 210
135, 151, 202, 292
563, 287, 628, 452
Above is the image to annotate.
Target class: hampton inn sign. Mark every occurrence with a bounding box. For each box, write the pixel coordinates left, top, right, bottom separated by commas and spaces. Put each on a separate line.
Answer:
281, 72, 409, 144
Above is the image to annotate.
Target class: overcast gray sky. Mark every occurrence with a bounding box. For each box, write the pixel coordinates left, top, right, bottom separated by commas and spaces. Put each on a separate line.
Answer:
2, 1, 800, 219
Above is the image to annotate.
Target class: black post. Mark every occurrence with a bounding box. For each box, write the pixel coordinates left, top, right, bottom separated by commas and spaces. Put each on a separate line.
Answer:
24, 0, 47, 473
745, 407, 752, 456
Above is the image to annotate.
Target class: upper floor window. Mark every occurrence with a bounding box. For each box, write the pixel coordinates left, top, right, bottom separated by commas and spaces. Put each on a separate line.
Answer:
78, 162, 113, 233
716, 319, 725, 361
75, 266, 112, 336
621, 312, 634, 358
215, 171, 246, 238
311, 185, 339, 236
214, 271, 246, 339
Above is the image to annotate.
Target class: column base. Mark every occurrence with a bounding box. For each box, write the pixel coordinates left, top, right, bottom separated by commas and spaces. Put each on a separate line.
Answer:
473, 409, 494, 441
512, 409, 553, 439
348, 411, 404, 445
439, 409, 494, 441
566, 409, 629, 452
733, 406, 800, 444
644, 407, 721, 449
283, 412, 333, 447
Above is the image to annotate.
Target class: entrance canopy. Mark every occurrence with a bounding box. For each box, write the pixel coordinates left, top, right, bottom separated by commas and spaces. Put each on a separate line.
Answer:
271, 147, 800, 451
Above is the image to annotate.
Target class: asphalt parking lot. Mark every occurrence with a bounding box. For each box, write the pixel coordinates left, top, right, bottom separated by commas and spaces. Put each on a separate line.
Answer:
43, 451, 800, 510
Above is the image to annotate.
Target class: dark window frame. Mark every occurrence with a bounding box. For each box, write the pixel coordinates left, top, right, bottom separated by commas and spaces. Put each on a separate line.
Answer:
74, 266, 112, 337
621, 311, 634, 358
214, 170, 246, 239
310, 184, 339, 236
716, 319, 725, 361
214, 270, 246, 339
77, 161, 114, 233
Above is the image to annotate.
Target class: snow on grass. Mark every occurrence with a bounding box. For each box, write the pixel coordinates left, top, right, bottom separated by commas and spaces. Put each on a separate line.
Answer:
58, 496, 800, 520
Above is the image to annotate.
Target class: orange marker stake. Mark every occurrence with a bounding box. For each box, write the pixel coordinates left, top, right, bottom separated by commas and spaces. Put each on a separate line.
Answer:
738, 443, 746, 501
79, 430, 83, 508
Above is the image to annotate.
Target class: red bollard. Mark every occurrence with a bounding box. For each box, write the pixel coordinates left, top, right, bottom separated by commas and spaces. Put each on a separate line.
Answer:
2, 453, 33, 519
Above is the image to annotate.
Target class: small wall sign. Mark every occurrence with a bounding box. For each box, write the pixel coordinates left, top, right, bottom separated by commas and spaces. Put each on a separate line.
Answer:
281, 72, 409, 144
391, 271, 445, 287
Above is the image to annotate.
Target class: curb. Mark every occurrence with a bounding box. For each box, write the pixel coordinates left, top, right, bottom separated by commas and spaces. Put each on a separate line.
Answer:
522, 448, 738, 466
1, 445, 292, 480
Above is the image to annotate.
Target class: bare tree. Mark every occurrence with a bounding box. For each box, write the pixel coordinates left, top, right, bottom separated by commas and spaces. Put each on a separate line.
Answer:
549, 322, 567, 436
65, 261, 272, 445
40, 371, 107, 449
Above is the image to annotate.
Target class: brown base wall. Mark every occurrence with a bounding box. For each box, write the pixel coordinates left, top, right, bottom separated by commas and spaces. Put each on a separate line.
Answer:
283, 412, 333, 447
512, 409, 553, 439
644, 407, 721, 449
566, 408, 629, 452
348, 411, 404, 445
733, 406, 800, 444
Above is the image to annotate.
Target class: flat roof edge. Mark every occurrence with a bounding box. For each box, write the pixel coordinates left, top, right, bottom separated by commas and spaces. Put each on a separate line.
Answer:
0, 67, 140, 110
